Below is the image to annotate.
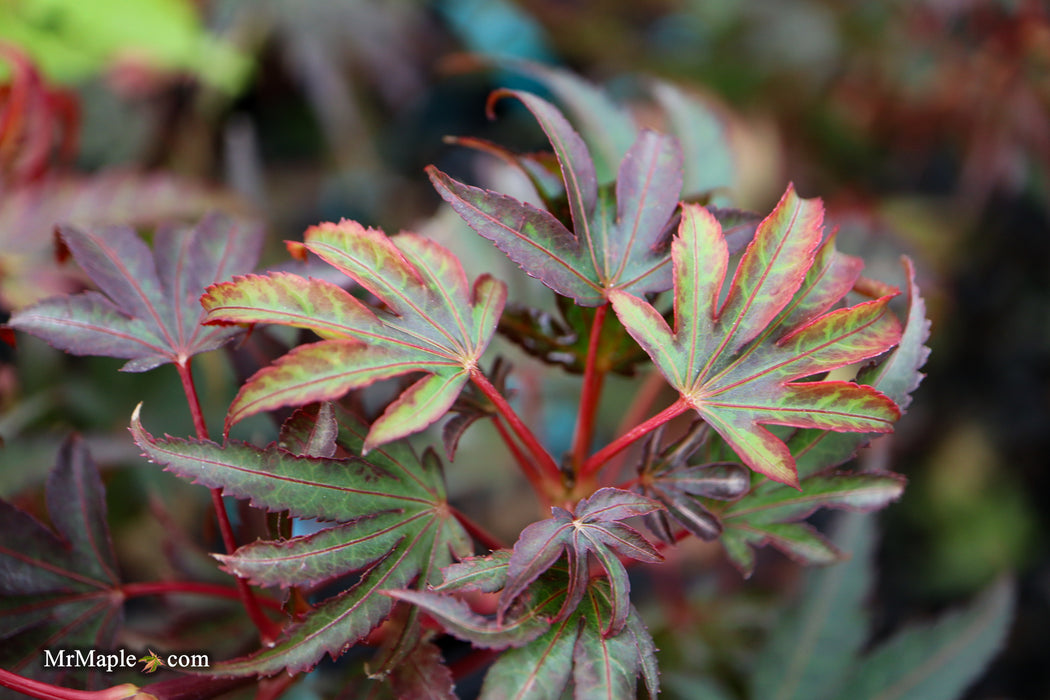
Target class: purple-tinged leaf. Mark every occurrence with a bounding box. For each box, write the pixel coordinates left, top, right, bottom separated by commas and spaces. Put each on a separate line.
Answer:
432, 93, 684, 306
389, 640, 457, 700
131, 405, 471, 676
611, 190, 903, 487
650, 486, 723, 541
428, 167, 598, 302
634, 424, 749, 543
709, 207, 762, 254
8, 215, 262, 371
0, 436, 124, 689
488, 89, 598, 233
499, 488, 662, 636
203, 221, 506, 448
445, 135, 567, 208
719, 472, 906, 576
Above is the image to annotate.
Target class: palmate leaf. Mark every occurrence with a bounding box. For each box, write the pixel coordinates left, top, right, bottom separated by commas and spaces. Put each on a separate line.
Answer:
8, 214, 262, 371
130, 405, 471, 677
429, 90, 683, 307
610, 188, 903, 487
390, 560, 659, 700
499, 488, 663, 637
0, 436, 123, 689
201, 220, 506, 450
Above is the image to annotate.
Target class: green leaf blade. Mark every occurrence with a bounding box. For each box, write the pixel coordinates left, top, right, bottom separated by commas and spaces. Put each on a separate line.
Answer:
215, 514, 410, 588
751, 514, 875, 700
131, 406, 433, 520
201, 272, 379, 339
717, 185, 824, 354
841, 579, 1013, 700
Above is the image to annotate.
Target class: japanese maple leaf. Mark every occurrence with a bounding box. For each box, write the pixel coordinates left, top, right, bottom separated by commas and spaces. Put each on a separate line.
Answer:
610, 187, 902, 487
131, 404, 471, 677
0, 436, 123, 689
429, 89, 683, 307
498, 488, 663, 637
8, 214, 262, 371
201, 220, 506, 450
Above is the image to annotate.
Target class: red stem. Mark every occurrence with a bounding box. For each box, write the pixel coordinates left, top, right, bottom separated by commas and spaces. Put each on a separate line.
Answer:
570, 303, 608, 470
470, 369, 561, 482
121, 581, 284, 613
452, 506, 508, 551
174, 360, 282, 644
0, 669, 132, 700
491, 418, 550, 506
580, 399, 690, 479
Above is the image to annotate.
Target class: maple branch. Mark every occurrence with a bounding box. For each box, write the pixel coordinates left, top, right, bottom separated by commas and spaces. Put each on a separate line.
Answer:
451, 506, 508, 551
580, 399, 690, 479
121, 581, 284, 613
491, 417, 551, 506
174, 359, 282, 645
570, 303, 608, 470
0, 670, 138, 700
470, 368, 562, 483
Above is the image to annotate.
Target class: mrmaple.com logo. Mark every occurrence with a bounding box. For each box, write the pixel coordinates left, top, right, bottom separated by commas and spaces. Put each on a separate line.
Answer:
42, 648, 209, 674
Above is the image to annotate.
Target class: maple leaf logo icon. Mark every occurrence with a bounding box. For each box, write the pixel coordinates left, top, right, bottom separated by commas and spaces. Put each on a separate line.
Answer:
139, 650, 165, 674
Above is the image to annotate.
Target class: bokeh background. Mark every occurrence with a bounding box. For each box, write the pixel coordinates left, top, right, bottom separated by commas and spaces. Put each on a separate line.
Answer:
1, 0, 1047, 698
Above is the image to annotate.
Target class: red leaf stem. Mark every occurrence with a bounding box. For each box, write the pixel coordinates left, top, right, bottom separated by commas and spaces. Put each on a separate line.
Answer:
451, 507, 508, 552
469, 368, 562, 483
174, 360, 282, 644
580, 399, 690, 479
0, 669, 135, 700
570, 302, 608, 470
120, 581, 284, 613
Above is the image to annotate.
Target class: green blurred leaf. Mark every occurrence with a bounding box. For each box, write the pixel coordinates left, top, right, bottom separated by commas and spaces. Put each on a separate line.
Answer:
839, 579, 1014, 700
0, 0, 252, 93
751, 514, 874, 700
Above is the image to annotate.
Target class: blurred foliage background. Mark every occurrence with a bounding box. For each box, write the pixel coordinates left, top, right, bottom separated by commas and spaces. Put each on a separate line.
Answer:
1, 0, 1047, 698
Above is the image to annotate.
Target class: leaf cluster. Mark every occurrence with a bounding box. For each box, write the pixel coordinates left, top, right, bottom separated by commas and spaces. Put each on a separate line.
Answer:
0, 61, 949, 700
